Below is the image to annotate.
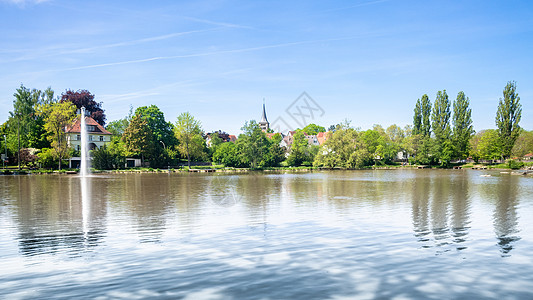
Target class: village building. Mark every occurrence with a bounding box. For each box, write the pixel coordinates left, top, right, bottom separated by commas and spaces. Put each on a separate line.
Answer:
206, 130, 232, 147
65, 112, 112, 168
317, 131, 329, 145
66, 115, 112, 151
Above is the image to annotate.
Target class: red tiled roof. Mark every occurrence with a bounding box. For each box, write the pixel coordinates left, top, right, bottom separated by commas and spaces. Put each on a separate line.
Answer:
66, 116, 112, 135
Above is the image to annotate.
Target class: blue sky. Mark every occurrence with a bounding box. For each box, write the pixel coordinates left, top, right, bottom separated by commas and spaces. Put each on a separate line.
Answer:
1, 0, 532, 134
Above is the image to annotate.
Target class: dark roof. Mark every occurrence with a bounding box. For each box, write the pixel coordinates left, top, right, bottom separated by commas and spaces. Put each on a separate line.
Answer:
66, 116, 112, 135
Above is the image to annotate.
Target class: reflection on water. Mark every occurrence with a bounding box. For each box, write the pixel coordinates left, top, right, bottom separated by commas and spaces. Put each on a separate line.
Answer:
493, 175, 521, 256
1, 170, 532, 299
411, 173, 473, 254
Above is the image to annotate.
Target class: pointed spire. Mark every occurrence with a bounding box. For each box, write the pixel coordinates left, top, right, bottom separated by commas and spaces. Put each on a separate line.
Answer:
260, 98, 268, 123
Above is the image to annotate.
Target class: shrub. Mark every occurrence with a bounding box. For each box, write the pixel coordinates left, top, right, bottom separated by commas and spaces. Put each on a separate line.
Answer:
507, 159, 524, 170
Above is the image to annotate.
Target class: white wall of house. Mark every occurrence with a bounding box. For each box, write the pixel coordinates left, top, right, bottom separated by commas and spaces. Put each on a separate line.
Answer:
67, 133, 111, 150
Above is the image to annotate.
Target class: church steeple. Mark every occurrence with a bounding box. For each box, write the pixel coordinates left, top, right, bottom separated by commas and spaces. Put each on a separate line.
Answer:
259, 98, 269, 132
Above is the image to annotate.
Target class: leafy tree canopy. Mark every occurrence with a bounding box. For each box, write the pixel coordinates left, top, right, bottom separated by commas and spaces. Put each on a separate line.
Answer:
61, 89, 106, 126
302, 123, 326, 135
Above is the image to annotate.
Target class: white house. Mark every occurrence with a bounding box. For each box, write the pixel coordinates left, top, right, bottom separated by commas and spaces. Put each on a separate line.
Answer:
66, 115, 113, 168
66, 116, 113, 151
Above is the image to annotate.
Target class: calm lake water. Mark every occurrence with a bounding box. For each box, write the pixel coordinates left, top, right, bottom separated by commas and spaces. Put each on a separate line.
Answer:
1, 170, 533, 299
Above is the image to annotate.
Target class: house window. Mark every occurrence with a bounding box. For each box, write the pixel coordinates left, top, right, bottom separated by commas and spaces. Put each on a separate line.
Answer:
89, 135, 93, 141
77, 135, 81, 140
87, 125, 95, 132
99, 136, 104, 141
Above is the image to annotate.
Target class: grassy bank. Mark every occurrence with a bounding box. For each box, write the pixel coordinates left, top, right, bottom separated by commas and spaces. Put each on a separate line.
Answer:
2, 161, 532, 175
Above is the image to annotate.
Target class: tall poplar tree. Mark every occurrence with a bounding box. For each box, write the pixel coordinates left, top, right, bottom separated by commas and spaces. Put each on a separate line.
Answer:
420, 94, 432, 138
496, 81, 522, 159
452, 91, 474, 159
413, 94, 432, 137
432, 90, 453, 165
411, 94, 432, 165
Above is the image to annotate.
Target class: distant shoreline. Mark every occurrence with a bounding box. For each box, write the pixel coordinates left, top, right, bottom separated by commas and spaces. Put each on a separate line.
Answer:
2, 166, 532, 176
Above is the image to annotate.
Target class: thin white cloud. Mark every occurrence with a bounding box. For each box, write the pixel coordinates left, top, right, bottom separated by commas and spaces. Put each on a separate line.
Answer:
1, 0, 49, 6
42, 36, 367, 73
182, 16, 254, 30
66, 28, 222, 55
0, 28, 222, 62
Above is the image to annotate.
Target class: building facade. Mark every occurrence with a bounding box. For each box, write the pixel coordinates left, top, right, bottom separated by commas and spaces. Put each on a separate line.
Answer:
66, 116, 113, 151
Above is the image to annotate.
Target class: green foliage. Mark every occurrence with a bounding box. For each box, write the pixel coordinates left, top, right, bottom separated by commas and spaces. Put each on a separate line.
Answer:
134, 105, 177, 167
313, 122, 360, 168
91, 145, 125, 170
413, 94, 431, 137
302, 123, 326, 135
471, 130, 502, 162
175, 112, 205, 167
213, 142, 242, 167
507, 159, 524, 170
386, 124, 405, 144
37, 101, 76, 170
452, 91, 474, 160
37, 148, 58, 169
212, 121, 284, 169
262, 133, 285, 168
414, 136, 435, 165
512, 130, 533, 158
432, 90, 452, 166
106, 118, 129, 138
287, 131, 309, 166
496, 81, 522, 158
122, 114, 155, 163
136, 105, 176, 147
239, 120, 270, 168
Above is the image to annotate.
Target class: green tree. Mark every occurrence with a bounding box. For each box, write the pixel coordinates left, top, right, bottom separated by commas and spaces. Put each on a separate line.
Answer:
207, 132, 224, 161
37, 101, 76, 170
496, 81, 522, 159
512, 130, 533, 158
239, 120, 269, 168
175, 112, 204, 168
314, 121, 365, 168
473, 129, 502, 163
136, 105, 177, 167
413, 94, 431, 137
37, 148, 58, 169
386, 124, 405, 145
432, 90, 452, 166
136, 105, 176, 146
122, 114, 154, 165
302, 123, 326, 135
213, 142, 242, 167
452, 91, 474, 160
6, 85, 53, 168
287, 131, 309, 166
262, 133, 285, 168
106, 106, 133, 140
92, 145, 125, 170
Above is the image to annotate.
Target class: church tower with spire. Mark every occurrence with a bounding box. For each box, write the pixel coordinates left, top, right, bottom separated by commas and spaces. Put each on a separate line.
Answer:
259, 99, 270, 132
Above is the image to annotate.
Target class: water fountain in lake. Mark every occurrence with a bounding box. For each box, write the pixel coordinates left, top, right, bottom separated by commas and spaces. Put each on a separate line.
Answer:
80, 107, 90, 177
79, 107, 91, 238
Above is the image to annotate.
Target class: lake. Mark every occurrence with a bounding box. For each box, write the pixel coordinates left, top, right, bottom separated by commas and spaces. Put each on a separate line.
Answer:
1, 170, 533, 299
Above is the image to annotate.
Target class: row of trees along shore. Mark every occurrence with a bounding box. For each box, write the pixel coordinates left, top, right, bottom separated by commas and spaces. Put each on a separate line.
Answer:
0, 81, 530, 170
